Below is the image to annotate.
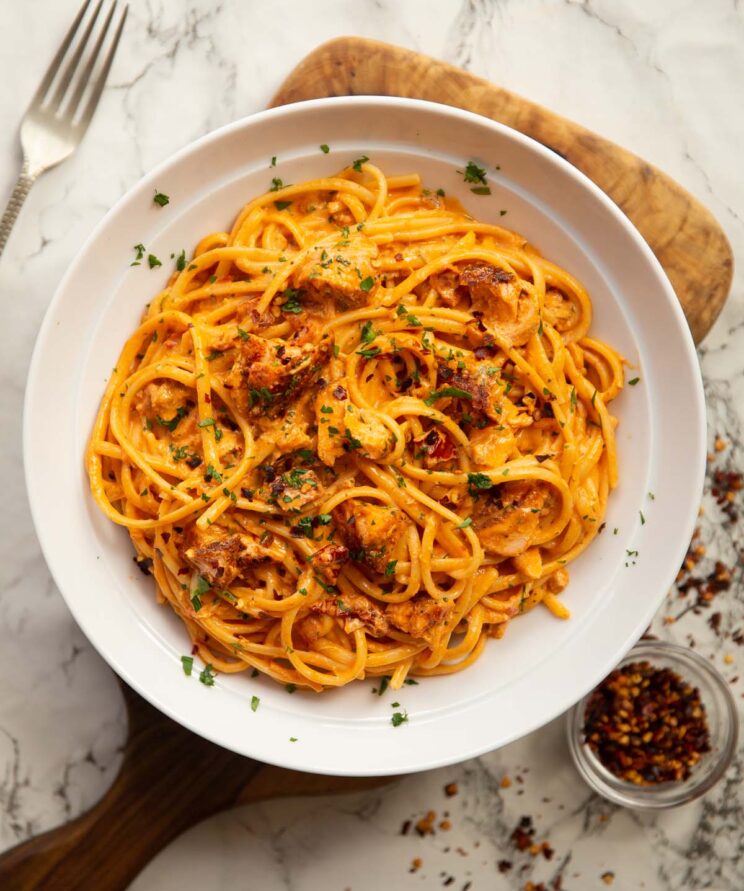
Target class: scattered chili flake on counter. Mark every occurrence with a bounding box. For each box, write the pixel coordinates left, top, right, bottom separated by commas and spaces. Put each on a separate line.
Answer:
601, 871, 615, 885
444, 781, 459, 797
582, 661, 711, 784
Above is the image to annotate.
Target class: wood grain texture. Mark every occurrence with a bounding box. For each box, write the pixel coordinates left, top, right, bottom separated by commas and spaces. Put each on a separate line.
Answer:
271, 36, 733, 344
0, 683, 392, 890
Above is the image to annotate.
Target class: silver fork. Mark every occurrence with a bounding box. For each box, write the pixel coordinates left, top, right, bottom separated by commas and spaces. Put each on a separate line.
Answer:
0, 0, 128, 258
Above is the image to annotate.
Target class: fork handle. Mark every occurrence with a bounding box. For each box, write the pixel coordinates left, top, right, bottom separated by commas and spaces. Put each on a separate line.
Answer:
0, 161, 37, 258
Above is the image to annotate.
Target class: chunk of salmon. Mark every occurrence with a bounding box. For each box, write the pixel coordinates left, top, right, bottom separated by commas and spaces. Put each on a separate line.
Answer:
472, 480, 551, 557
434, 353, 504, 421
385, 597, 451, 644
458, 262, 539, 346
308, 543, 349, 585
266, 468, 322, 513
312, 590, 389, 637
293, 236, 379, 309
332, 500, 406, 574
316, 383, 390, 466
224, 330, 330, 419
182, 525, 273, 585
134, 381, 194, 431
543, 287, 579, 333
469, 425, 515, 468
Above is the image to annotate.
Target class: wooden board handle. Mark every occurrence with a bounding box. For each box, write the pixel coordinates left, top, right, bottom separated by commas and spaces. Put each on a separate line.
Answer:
271, 36, 734, 344
0, 684, 262, 891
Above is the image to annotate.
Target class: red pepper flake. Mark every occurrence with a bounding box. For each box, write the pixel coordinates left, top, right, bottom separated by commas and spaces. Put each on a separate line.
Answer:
409, 857, 422, 874
510, 816, 535, 851
497, 860, 513, 873
583, 661, 711, 784
444, 782, 458, 797
601, 872, 615, 885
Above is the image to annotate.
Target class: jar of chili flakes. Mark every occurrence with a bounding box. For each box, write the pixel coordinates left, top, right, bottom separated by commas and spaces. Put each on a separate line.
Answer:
566, 640, 737, 809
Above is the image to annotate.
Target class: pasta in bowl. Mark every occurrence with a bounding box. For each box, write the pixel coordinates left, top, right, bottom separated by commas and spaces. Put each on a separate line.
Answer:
86, 160, 623, 693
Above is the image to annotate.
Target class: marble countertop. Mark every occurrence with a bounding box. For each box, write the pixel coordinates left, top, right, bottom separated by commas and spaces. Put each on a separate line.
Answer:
1, 1, 743, 888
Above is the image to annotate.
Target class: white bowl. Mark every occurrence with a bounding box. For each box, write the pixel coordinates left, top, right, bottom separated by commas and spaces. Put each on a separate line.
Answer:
24, 97, 705, 776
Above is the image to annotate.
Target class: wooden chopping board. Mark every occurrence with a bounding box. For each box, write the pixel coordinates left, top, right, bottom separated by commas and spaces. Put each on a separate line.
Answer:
0, 37, 732, 891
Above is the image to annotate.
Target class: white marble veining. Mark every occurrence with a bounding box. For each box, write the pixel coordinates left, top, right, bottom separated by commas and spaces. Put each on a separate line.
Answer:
1, 0, 743, 888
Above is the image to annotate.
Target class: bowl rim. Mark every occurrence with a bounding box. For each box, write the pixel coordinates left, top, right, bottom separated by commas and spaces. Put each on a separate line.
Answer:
566, 639, 739, 809
23, 95, 707, 775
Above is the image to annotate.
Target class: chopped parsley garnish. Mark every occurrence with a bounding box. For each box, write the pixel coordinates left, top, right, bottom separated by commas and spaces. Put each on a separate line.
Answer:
156, 406, 187, 431
640, 511, 646, 525
360, 275, 374, 292
628, 377, 640, 386
198, 417, 216, 428
462, 161, 487, 184
320, 404, 334, 414
404, 678, 419, 686
352, 155, 369, 172
357, 346, 381, 359
570, 387, 577, 410
286, 683, 297, 693
236, 326, 249, 341
269, 177, 283, 191
181, 655, 194, 676
424, 387, 472, 406
153, 191, 170, 207
148, 254, 162, 269
270, 155, 277, 167
205, 350, 224, 361
289, 736, 298, 742
320, 144, 330, 153
250, 387, 274, 406
131, 243, 146, 265
280, 288, 303, 314
384, 560, 397, 577
391, 710, 408, 727
250, 695, 260, 712
332, 343, 340, 357
467, 472, 493, 493
176, 249, 186, 271
375, 676, 391, 696
204, 463, 223, 483
274, 200, 292, 210
360, 320, 377, 344
199, 664, 216, 686
456, 517, 473, 529
471, 186, 491, 195
344, 428, 362, 450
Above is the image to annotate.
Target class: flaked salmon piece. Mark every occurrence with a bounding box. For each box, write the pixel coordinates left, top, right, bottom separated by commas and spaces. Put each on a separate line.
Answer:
293, 235, 379, 309
265, 467, 323, 513
316, 382, 391, 466
224, 330, 331, 419
312, 590, 389, 637
182, 525, 272, 586
469, 424, 516, 468
543, 287, 579, 333
458, 262, 539, 346
385, 597, 451, 644
332, 500, 406, 574
472, 480, 552, 557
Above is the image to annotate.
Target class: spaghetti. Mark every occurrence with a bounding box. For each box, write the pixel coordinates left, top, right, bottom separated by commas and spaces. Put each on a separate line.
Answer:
87, 161, 624, 692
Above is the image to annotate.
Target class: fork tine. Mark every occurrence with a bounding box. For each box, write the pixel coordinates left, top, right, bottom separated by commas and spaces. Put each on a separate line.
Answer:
66, 0, 117, 119
76, 4, 128, 132
49, 0, 104, 112
30, 0, 93, 109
